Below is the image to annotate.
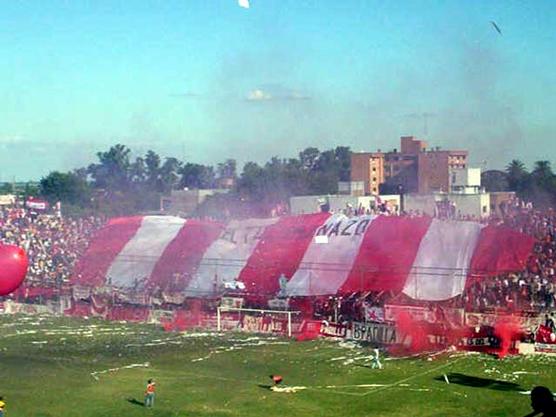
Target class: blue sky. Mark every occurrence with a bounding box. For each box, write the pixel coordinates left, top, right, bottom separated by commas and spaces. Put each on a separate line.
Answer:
1, 0, 555, 180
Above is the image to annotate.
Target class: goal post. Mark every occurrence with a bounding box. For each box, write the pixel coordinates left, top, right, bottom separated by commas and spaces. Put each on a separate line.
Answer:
216, 306, 299, 337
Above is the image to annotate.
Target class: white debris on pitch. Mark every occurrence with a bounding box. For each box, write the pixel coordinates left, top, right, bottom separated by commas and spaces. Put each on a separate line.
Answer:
271, 386, 307, 393
90, 362, 150, 380
189, 337, 289, 362
324, 384, 386, 389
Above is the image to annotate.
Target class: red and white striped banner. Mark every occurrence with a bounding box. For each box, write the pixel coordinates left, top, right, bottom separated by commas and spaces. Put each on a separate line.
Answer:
72, 214, 534, 301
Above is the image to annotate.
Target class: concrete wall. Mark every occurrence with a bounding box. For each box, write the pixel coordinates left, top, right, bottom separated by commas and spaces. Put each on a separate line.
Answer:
405, 192, 490, 218
450, 193, 490, 218
290, 194, 400, 215
490, 191, 516, 216
404, 194, 437, 216
338, 181, 365, 196
160, 189, 229, 216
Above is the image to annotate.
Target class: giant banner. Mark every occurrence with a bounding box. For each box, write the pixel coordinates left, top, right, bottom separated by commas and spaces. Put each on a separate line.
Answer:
72, 214, 534, 301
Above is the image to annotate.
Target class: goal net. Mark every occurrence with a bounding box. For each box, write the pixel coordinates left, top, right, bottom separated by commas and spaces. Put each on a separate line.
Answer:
216, 306, 300, 337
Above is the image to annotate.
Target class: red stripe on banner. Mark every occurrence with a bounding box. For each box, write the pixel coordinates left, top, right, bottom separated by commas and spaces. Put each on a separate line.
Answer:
466, 225, 535, 288
339, 215, 432, 293
146, 219, 224, 292
239, 212, 331, 297
72, 216, 144, 287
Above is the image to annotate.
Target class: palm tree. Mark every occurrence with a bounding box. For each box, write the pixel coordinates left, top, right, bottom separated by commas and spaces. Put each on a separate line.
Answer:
505, 159, 528, 191
532, 160, 553, 179
531, 161, 556, 204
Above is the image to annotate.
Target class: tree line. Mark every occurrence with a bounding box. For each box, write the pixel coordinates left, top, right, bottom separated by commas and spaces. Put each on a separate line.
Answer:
6, 146, 555, 217
483, 159, 556, 208
34, 144, 351, 217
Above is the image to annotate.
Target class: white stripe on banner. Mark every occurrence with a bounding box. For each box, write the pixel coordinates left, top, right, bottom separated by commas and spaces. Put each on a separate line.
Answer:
107, 216, 186, 289
184, 217, 279, 297
402, 219, 484, 301
286, 214, 376, 296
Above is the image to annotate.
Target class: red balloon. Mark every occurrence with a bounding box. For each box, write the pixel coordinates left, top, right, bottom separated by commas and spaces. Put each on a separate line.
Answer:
0, 244, 29, 296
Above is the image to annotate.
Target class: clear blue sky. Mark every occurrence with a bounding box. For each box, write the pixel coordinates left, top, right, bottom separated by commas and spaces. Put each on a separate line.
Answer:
1, 0, 555, 180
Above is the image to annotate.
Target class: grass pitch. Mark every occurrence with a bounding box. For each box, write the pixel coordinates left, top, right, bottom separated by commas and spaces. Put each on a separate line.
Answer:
0, 314, 554, 417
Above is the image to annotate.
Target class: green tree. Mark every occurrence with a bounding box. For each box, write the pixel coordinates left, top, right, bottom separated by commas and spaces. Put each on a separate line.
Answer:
506, 159, 528, 191
531, 160, 553, 184
144, 150, 161, 191
39, 171, 91, 206
299, 147, 320, 171
22, 182, 40, 201
130, 156, 147, 185
88, 144, 132, 191
160, 157, 181, 193
334, 146, 351, 182
531, 160, 556, 206
179, 163, 215, 189
0, 183, 14, 194
283, 158, 308, 196
481, 170, 509, 192
217, 159, 237, 179
237, 161, 267, 201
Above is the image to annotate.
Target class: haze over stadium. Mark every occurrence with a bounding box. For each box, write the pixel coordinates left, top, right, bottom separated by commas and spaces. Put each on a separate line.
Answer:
1, 1, 556, 417
0, 1, 555, 180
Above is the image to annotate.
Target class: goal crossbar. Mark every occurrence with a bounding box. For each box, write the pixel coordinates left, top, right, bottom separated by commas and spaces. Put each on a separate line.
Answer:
217, 306, 300, 337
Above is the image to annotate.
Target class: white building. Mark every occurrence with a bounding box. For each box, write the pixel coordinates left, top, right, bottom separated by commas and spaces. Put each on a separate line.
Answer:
405, 168, 491, 218
404, 167, 490, 219
449, 168, 482, 194
290, 194, 400, 215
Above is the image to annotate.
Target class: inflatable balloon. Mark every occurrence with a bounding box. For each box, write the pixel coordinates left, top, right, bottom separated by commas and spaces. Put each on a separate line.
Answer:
0, 244, 28, 296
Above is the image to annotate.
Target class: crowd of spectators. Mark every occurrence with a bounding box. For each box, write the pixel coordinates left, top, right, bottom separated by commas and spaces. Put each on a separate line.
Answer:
458, 199, 556, 313
312, 292, 388, 323
1, 195, 555, 317
0, 205, 104, 290
311, 198, 556, 321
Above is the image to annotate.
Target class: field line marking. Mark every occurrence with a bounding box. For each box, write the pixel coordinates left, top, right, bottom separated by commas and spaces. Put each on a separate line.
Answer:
357, 357, 463, 397
90, 362, 150, 380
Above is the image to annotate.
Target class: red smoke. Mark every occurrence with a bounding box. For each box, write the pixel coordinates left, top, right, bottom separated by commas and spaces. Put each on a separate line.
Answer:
392, 311, 431, 353
493, 315, 521, 358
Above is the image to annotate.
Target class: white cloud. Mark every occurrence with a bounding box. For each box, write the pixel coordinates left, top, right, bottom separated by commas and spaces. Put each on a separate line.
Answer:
246, 89, 272, 101
245, 87, 311, 102
238, 0, 250, 9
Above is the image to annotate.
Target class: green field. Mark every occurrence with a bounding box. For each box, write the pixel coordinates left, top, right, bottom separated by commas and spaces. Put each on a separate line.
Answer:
0, 314, 554, 417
